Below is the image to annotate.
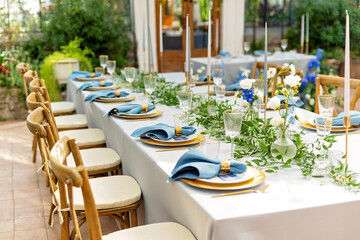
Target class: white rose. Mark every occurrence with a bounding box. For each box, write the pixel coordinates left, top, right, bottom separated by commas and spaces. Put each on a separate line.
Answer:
270, 115, 283, 127
305, 94, 311, 100
240, 78, 254, 90
284, 75, 301, 87
256, 90, 264, 100
267, 97, 281, 110
294, 108, 305, 122
267, 67, 276, 79
283, 63, 289, 68
289, 64, 296, 76
309, 98, 315, 106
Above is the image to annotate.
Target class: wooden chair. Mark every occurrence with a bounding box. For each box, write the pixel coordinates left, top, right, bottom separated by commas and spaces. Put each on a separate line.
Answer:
49, 135, 196, 240
16, 62, 30, 97
251, 61, 279, 97
315, 74, 360, 116
273, 65, 304, 97
27, 109, 141, 240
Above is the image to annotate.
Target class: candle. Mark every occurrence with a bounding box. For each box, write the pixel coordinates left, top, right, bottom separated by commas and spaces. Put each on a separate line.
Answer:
215, 19, 219, 50
143, 14, 146, 50
306, 13, 309, 40
207, 9, 211, 76
159, 4, 163, 53
185, 15, 189, 72
301, 14, 304, 46
264, 22, 268, 97
344, 10, 350, 117
148, 25, 154, 68
188, 25, 191, 75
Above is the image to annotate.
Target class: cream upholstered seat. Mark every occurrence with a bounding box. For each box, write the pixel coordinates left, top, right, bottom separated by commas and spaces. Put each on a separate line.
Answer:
103, 222, 196, 240
67, 148, 121, 172
59, 128, 106, 148
51, 101, 76, 115
54, 114, 88, 130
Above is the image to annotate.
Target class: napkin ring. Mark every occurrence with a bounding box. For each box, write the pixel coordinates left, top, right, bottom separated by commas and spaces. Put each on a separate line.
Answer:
142, 105, 148, 112
100, 81, 105, 87
221, 161, 230, 173
221, 85, 226, 91
91, 73, 95, 77
175, 127, 182, 136
115, 91, 121, 97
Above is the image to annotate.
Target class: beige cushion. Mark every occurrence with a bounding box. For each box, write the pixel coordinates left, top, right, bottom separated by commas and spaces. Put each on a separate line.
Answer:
59, 128, 106, 147
55, 176, 141, 211
51, 101, 76, 114
55, 114, 88, 130
103, 222, 196, 240
67, 148, 121, 171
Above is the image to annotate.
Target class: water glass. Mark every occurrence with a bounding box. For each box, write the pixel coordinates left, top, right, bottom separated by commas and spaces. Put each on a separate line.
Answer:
244, 41, 250, 55
200, 137, 221, 160
124, 67, 136, 83
178, 90, 193, 114
223, 109, 244, 161
318, 95, 335, 117
173, 114, 189, 127
99, 55, 108, 70
144, 75, 156, 95
106, 60, 116, 76
95, 67, 104, 76
212, 69, 223, 86
281, 39, 288, 51
122, 82, 132, 93
315, 116, 332, 138
137, 94, 151, 105
213, 85, 225, 98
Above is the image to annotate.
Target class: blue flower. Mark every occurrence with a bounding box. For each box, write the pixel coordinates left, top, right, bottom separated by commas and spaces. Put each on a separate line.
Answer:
234, 72, 247, 83
242, 88, 254, 104
308, 48, 323, 71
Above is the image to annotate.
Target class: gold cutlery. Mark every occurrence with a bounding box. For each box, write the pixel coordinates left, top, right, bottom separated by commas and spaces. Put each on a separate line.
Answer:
211, 184, 269, 198
125, 115, 161, 122
156, 144, 199, 152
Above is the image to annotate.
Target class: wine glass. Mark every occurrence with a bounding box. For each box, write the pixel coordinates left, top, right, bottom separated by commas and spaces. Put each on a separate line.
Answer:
212, 69, 223, 95
281, 39, 288, 52
178, 90, 193, 115
318, 95, 335, 117
144, 75, 156, 95
99, 55, 108, 72
106, 60, 116, 82
244, 41, 250, 55
223, 109, 244, 161
124, 67, 136, 84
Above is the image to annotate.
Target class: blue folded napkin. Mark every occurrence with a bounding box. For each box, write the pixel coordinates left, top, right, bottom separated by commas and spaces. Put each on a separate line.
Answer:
68, 70, 101, 80
167, 149, 247, 182
103, 104, 156, 117
78, 81, 113, 91
219, 51, 231, 57
225, 83, 242, 91
272, 95, 304, 107
333, 111, 360, 126
198, 75, 213, 82
84, 90, 129, 102
131, 123, 196, 141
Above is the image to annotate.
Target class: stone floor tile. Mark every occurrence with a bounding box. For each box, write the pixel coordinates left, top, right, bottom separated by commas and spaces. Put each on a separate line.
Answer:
14, 207, 43, 219
0, 191, 13, 201
13, 189, 41, 199
15, 215, 45, 231
14, 197, 42, 209
0, 208, 13, 221
15, 228, 47, 240
0, 199, 14, 210
0, 231, 14, 239
0, 220, 13, 233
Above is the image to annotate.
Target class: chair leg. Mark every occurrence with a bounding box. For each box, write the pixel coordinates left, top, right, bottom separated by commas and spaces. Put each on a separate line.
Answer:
32, 135, 37, 163
130, 209, 138, 227
60, 211, 70, 240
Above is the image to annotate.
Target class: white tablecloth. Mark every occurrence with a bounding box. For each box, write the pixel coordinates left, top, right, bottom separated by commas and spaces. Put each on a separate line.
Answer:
67, 74, 360, 240
191, 52, 316, 85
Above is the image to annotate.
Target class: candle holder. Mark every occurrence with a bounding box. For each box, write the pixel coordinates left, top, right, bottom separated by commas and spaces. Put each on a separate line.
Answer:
143, 48, 146, 73
305, 38, 309, 55
159, 52, 164, 73
185, 71, 189, 90
344, 116, 351, 174
300, 43, 304, 54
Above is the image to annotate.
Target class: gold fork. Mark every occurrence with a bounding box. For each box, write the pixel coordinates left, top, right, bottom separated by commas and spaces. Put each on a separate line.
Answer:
156, 144, 200, 152
211, 184, 269, 198
125, 115, 161, 122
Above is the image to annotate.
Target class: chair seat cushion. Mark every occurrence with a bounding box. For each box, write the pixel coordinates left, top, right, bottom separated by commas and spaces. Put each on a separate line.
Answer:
102, 222, 196, 240
59, 128, 105, 147
56, 176, 141, 211
51, 101, 76, 115
55, 114, 88, 130
67, 148, 121, 172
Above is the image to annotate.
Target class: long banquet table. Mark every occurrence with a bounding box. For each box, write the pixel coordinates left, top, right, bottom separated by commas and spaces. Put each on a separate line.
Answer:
67, 73, 360, 240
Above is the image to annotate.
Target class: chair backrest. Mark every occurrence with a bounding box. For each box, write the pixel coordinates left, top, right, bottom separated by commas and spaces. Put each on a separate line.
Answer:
16, 62, 30, 98
29, 78, 52, 103
251, 61, 280, 97
49, 136, 102, 240
24, 70, 39, 84
26, 92, 52, 112
315, 74, 360, 116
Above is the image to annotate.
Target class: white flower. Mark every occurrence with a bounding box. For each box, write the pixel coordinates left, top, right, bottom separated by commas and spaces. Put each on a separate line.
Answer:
305, 94, 311, 100
270, 115, 283, 127
267, 97, 281, 110
289, 64, 296, 76
294, 108, 305, 122
283, 63, 289, 68
256, 90, 264, 100
267, 67, 276, 79
309, 98, 315, 106
240, 78, 255, 90
197, 69, 203, 74
284, 75, 301, 87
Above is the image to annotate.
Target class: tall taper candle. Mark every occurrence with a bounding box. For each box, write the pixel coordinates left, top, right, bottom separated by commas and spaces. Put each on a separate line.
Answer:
306, 13, 309, 40
300, 14, 304, 52
185, 15, 189, 72
188, 25, 191, 77
344, 10, 350, 117
215, 19, 219, 51
207, 9, 211, 76
143, 14, 146, 50
159, 4, 163, 53
148, 25, 154, 70
264, 22, 268, 96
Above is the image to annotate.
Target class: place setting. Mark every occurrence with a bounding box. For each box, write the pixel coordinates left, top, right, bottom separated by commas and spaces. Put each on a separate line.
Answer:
78, 80, 119, 91
104, 103, 163, 120
68, 70, 104, 81
84, 89, 135, 103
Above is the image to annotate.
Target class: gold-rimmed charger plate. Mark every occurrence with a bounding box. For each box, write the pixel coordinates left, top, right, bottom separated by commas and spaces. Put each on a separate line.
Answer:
140, 133, 205, 147
181, 81, 214, 86
111, 109, 163, 119
94, 95, 135, 103
208, 89, 236, 96
181, 167, 265, 190
76, 76, 105, 81
87, 85, 119, 91
299, 121, 359, 132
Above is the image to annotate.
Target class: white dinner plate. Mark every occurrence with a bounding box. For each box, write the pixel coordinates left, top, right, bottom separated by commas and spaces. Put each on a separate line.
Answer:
121, 108, 157, 116
87, 83, 116, 91
307, 117, 344, 129
199, 167, 255, 185
150, 133, 198, 143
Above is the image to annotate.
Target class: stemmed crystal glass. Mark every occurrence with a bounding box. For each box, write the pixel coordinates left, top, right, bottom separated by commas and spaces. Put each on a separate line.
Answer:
318, 95, 335, 117
144, 75, 156, 96
124, 67, 136, 84
244, 41, 250, 55
178, 90, 193, 115
212, 69, 223, 96
223, 109, 244, 161
106, 60, 116, 82
281, 39, 288, 52
99, 55, 108, 73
